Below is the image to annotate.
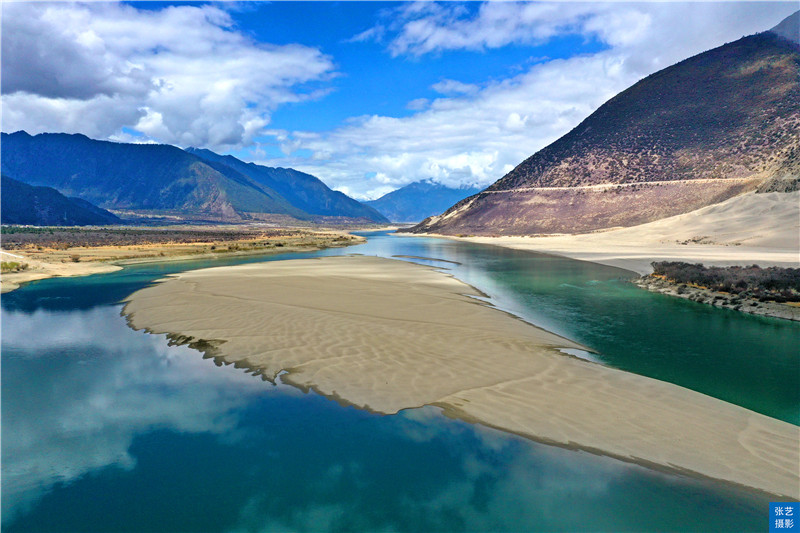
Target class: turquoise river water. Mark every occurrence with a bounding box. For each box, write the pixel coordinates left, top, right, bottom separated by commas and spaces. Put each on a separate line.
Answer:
2, 231, 798, 532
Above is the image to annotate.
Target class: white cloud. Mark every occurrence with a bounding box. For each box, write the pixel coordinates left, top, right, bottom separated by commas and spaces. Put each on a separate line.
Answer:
363, 1, 791, 59
384, 2, 596, 57
3, 2, 795, 198
406, 97, 430, 111
260, 2, 796, 198
431, 79, 479, 96
1, 2, 336, 150
255, 52, 631, 198
347, 25, 385, 44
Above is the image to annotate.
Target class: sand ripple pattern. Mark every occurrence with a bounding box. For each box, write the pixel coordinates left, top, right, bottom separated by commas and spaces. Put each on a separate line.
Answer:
122, 255, 799, 498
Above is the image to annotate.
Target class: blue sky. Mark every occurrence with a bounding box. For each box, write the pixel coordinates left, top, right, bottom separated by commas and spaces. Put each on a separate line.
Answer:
229, 2, 607, 164
2, 1, 797, 199
225, 2, 606, 130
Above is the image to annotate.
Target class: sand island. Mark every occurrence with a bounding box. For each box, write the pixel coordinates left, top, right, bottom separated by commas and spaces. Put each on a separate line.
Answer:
122, 255, 800, 498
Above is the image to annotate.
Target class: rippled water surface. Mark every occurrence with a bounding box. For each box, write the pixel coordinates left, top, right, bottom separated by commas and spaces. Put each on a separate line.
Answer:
3, 231, 795, 532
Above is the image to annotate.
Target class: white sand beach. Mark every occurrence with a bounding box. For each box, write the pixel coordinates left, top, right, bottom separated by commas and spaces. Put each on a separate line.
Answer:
123, 255, 800, 498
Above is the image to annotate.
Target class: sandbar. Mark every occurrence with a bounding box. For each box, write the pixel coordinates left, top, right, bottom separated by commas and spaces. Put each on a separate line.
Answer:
122, 255, 799, 498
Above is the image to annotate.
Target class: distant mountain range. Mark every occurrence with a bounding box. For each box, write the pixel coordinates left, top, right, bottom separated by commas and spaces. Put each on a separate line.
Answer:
1, 175, 121, 226
410, 12, 800, 236
1, 132, 387, 224
364, 180, 483, 223
185, 148, 384, 222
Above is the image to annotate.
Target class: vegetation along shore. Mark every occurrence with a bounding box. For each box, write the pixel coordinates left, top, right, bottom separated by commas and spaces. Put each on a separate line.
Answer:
0, 225, 364, 293
634, 262, 800, 321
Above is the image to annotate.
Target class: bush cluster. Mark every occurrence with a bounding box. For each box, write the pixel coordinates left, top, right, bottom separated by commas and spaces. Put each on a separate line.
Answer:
1, 261, 29, 273
0, 226, 297, 249
651, 261, 800, 302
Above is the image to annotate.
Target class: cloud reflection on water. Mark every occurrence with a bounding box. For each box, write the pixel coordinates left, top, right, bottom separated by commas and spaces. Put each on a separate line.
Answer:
228, 402, 765, 533
1, 306, 268, 520
2, 300, 766, 532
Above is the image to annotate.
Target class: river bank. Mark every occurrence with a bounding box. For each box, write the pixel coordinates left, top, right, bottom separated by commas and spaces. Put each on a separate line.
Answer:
1, 227, 364, 293
407, 191, 799, 276
633, 275, 800, 321
5, 243, 783, 533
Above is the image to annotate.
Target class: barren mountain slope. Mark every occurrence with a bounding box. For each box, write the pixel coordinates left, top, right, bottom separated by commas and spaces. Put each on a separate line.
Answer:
411, 21, 799, 236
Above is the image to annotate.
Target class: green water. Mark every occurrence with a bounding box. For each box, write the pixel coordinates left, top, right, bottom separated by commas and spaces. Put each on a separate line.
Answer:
340, 233, 799, 423
2, 231, 796, 532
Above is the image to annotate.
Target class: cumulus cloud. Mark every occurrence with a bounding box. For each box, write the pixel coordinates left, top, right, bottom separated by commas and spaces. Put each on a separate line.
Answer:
261, 2, 796, 198
3, 2, 794, 197
255, 52, 630, 199
385, 2, 607, 57
360, 1, 790, 59
1, 2, 336, 150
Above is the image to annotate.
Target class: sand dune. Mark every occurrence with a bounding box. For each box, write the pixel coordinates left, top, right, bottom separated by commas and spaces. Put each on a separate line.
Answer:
432, 191, 799, 275
122, 255, 799, 498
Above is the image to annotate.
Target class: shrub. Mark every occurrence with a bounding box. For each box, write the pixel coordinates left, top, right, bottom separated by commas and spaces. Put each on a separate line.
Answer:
1, 261, 20, 273
1, 261, 29, 273
651, 261, 800, 302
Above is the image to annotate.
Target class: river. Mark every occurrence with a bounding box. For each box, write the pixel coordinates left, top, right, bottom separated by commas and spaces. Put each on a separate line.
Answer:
2, 231, 796, 532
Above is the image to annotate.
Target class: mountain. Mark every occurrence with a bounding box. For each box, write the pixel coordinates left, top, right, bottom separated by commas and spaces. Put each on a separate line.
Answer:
770, 10, 799, 44
0, 131, 307, 221
0, 132, 386, 223
410, 17, 800, 236
185, 148, 387, 223
364, 180, 483, 223
1, 175, 121, 226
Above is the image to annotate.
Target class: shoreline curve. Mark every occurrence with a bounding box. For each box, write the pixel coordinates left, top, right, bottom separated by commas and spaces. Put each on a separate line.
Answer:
122, 255, 800, 499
